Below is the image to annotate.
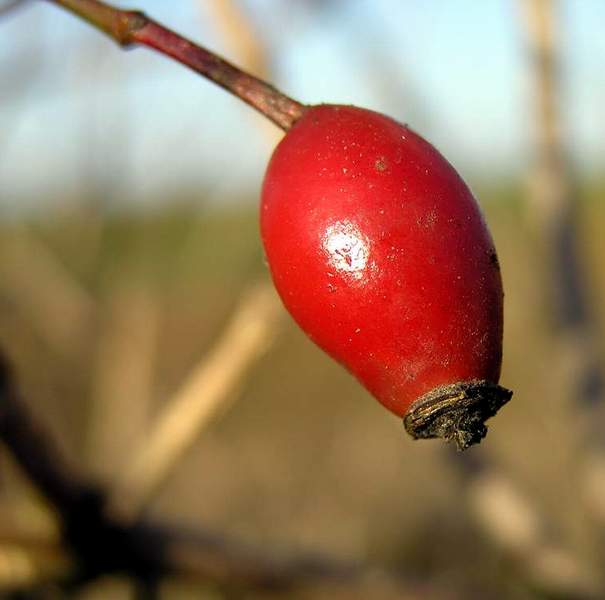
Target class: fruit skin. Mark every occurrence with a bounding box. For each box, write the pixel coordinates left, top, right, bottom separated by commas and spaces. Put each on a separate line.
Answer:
260, 104, 509, 445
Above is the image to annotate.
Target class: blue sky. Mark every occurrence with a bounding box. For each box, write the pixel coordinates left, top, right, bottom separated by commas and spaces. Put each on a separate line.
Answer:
1, 0, 603, 214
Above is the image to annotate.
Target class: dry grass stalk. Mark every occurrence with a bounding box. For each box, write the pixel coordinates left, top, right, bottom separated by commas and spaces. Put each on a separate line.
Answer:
466, 469, 602, 598
0, 229, 95, 356
0, 0, 28, 17
521, 0, 605, 522
520, 0, 570, 222
202, 0, 281, 145
0, 541, 70, 591
204, 0, 269, 80
109, 283, 283, 520
86, 286, 159, 479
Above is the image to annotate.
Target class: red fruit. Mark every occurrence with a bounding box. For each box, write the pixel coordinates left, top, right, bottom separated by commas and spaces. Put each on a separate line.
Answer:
260, 105, 511, 449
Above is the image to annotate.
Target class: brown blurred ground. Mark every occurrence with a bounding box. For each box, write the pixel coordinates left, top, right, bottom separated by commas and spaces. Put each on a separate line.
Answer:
0, 180, 604, 598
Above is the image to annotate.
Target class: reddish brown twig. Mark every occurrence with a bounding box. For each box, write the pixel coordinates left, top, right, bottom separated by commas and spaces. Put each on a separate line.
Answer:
44, 0, 306, 130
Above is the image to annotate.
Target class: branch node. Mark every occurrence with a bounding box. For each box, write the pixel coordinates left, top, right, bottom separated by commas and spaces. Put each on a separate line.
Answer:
113, 10, 147, 47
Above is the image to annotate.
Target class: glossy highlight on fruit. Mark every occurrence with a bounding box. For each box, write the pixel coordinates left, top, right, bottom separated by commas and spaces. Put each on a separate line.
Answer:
260, 105, 511, 449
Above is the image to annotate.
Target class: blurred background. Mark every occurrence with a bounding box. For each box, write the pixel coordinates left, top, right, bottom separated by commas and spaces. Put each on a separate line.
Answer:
0, 0, 604, 598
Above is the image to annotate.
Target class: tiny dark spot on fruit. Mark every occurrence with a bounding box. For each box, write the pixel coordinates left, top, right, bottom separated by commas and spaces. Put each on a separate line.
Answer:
375, 157, 387, 172
488, 250, 500, 271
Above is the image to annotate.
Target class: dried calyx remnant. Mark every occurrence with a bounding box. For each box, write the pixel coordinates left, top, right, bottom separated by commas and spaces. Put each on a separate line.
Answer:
404, 381, 513, 451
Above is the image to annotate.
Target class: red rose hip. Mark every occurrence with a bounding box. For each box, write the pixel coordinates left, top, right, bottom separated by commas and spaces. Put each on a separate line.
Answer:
32, 2, 511, 449
261, 105, 511, 449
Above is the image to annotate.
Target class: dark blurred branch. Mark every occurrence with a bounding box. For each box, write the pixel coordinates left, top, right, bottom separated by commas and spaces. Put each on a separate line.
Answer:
0, 358, 93, 517
43, 0, 306, 130
0, 351, 418, 594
